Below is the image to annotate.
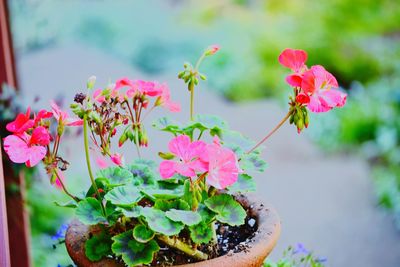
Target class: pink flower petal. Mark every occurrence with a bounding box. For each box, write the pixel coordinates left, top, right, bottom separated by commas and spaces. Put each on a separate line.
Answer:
25, 145, 46, 167
110, 153, 124, 166
278, 48, 308, 72
159, 160, 176, 179
3, 135, 29, 164
286, 74, 303, 87
30, 126, 51, 146
6, 107, 34, 134
168, 135, 191, 160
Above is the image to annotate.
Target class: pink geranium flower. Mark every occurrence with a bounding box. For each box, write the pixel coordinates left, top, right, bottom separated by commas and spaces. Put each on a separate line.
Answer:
301, 65, 347, 113
155, 83, 181, 112
159, 135, 207, 179
6, 107, 34, 134
54, 169, 65, 190
3, 126, 51, 167
200, 137, 241, 189
134, 80, 163, 97
34, 109, 53, 125
279, 48, 308, 87
51, 101, 83, 126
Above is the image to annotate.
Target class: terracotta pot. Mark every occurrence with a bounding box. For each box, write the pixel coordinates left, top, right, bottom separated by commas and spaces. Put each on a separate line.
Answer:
65, 194, 281, 267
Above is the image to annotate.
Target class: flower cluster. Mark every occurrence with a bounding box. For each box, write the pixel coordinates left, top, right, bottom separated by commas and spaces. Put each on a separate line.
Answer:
159, 135, 241, 190
279, 48, 347, 132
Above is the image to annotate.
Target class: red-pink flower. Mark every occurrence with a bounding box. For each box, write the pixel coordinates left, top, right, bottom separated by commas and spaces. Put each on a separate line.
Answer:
159, 135, 207, 179
279, 48, 308, 87
51, 101, 83, 126
110, 153, 124, 166
3, 126, 51, 167
55, 169, 65, 190
6, 107, 34, 134
34, 109, 53, 125
134, 80, 162, 97
200, 137, 241, 189
155, 83, 181, 112
301, 65, 347, 113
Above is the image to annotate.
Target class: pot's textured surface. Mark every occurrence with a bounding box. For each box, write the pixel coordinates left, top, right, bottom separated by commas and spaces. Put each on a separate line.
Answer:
65, 194, 281, 267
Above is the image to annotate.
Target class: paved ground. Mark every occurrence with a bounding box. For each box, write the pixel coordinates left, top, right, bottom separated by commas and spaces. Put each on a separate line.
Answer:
17, 44, 400, 267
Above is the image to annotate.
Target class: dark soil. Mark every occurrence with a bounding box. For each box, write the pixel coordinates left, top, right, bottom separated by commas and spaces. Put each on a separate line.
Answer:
151, 213, 258, 266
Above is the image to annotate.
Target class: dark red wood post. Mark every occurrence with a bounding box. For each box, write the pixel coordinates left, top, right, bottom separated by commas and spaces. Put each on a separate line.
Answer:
0, 1, 31, 266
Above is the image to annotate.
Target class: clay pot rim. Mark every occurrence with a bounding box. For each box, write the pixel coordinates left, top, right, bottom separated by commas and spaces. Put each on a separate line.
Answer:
66, 193, 281, 267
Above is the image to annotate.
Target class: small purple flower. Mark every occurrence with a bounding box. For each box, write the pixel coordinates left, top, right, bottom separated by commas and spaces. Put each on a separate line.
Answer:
51, 224, 68, 240
293, 243, 309, 255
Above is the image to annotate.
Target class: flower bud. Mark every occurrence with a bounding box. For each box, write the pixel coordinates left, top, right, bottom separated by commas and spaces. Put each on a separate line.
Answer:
205, 44, 220, 56
158, 152, 175, 160
199, 74, 207, 81
119, 131, 128, 147
87, 76, 96, 90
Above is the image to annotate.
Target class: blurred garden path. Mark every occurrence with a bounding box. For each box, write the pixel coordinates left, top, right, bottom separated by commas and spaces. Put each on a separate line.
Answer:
17, 44, 400, 267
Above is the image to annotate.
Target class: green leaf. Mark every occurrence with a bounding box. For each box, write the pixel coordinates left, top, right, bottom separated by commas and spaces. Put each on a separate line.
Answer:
54, 200, 77, 208
105, 201, 122, 225
240, 153, 267, 172
126, 162, 158, 187
75, 197, 107, 225
165, 209, 202, 226
85, 178, 109, 198
133, 224, 155, 243
85, 231, 112, 261
153, 199, 190, 211
118, 206, 143, 218
227, 174, 256, 193
221, 130, 258, 156
111, 230, 159, 266
97, 167, 133, 185
141, 207, 184, 236
182, 180, 194, 209
152, 117, 183, 135
104, 185, 143, 207
204, 194, 246, 226
189, 221, 213, 244
141, 187, 184, 201
193, 114, 228, 136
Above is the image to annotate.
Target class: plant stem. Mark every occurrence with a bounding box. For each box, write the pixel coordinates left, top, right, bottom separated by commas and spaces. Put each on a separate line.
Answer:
211, 221, 218, 245
157, 235, 209, 261
134, 125, 141, 158
189, 81, 195, 121
54, 170, 79, 202
246, 110, 293, 155
83, 116, 104, 212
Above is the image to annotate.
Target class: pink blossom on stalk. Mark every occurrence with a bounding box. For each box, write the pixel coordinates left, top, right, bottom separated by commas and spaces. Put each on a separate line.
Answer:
155, 83, 181, 112
159, 135, 207, 179
134, 80, 162, 97
6, 107, 34, 134
110, 153, 124, 166
301, 65, 347, 113
51, 101, 83, 126
93, 89, 106, 103
34, 109, 53, 125
200, 137, 241, 189
205, 44, 220, 56
279, 48, 308, 87
3, 126, 51, 167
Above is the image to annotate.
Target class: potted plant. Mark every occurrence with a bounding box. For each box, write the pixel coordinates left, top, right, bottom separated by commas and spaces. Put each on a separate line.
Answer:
2, 46, 346, 266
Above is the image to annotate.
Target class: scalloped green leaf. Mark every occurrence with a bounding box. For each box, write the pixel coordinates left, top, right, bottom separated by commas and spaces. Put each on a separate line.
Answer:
165, 209, 202, 226
111, 230, 159, 266
189, 221, 213, 245
133, 224, 155, 243
153, 199, 190, 211
204, 194, 246, 226
152, 117, 183, 135
97, 167, 133, 185
221, 130, 259, 156
85, 178, 109, 198
104, 185, 143, 207
227, 174, 257, 193
75, 197, 107, 225
85, 231, 112, 261
141, 207, 184, 236
126, 162, 158, 187
240, 153, 267, 172
142, 187, 184, 201
118, 206, 143, 218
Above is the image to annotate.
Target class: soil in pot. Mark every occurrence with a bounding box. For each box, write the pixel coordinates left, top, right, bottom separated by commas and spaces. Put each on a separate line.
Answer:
152, 212, 258, 266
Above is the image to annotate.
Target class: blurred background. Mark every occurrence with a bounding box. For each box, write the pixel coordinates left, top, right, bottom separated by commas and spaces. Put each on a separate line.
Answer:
3, 0, 400, 266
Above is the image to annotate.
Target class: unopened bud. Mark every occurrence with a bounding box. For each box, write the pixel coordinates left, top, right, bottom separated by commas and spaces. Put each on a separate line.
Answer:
87, 76, 96, 90
199, 74, 207, 80
158, 152, 175, 160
